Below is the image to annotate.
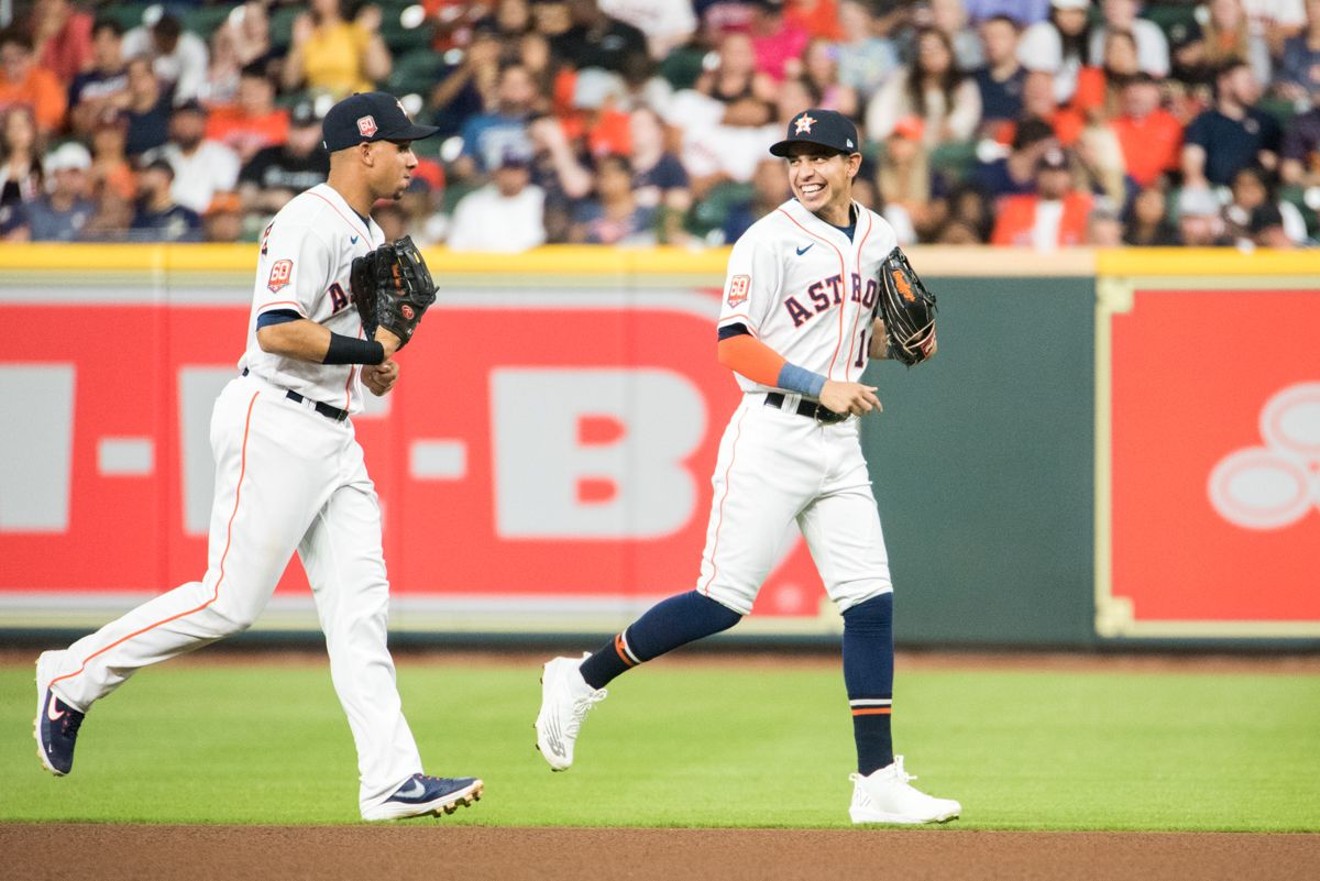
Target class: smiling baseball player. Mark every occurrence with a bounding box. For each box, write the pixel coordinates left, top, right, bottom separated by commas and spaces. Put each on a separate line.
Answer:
535, 108, 960, 825
34, 92, 482, 822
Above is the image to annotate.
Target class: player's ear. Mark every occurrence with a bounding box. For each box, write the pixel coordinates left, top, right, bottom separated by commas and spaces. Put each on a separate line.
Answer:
359, 141, 376, 167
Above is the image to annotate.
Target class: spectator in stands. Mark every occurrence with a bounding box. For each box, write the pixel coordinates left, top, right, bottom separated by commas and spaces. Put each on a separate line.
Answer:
721, 154, 790, 242
1174, 183, 1232, 244
454, 61, 542, 181
1085, 196, 1125, 244
569, 151, 657, 243
972, 14, 1027, 137
130, 158, 202, 242
629, 104, 692, 243
17, 141, 95, 241
598, 0, 699, 60
1182, 58, 1283, 188
123, 11, 209, 106
1, 105, 44, 220
1073, 27, 1143, 123
201, 191, 244, 243
1111, 72, 1183, 191
428, 23, 503, 138
797, 37, 859, 117
972, 114, 1057, 197
78, 185, 133, 241
991, 144, 1095, 247
866, 27, 982, 147
1279, 101, 1320, 185
1087, 0, 1170, 78
528, 112, 595, 240
205, 62, 289, 164
1015, 67, 1085, 146
282, 0, 393, 100
1221, 163, 1309, 243
876, 115, 934, 242
27, 0, 93, 86
1273, 0, 1320, 101
747, 0, 811, 83
834, 0, 900, 102
963, 0, 1052, 26
692, 30, 778, 124
446, 147, 547, 251
1122, 183, 1179, 244
784, 0, 846, 40
0, 29, 67, 136
566, 66, 632, 158
87, 108, 136, 203
67, 18, 128, 139
932, 181, 995, 242
1016, 0, 1092, 104
930, 0, 986, 70
141, 100, 241, 216
551, 0, 649, 74
122, 55, 172, 158
222, 1, 276, 69
238, 100, 331, 218
424, 0, 498, 52
1241, 0, 1308, 62
1171, 0, 1272, 90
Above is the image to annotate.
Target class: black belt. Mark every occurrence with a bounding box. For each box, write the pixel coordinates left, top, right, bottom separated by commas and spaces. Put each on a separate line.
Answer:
764, 392, 848, 424
242, 368, 348, 422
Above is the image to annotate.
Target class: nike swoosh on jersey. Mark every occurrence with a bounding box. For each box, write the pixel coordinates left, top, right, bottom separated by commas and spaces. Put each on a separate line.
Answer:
796, 244, 814, 256
350, 236, 360, 244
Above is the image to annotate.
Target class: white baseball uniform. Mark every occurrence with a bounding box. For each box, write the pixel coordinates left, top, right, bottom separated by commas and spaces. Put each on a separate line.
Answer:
43, 182, 424, 816
697, 197, 898, 616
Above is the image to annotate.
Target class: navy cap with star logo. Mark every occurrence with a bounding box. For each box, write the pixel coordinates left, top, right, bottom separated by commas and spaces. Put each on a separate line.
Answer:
769, 108, 860, 157
321, 92, 440, 152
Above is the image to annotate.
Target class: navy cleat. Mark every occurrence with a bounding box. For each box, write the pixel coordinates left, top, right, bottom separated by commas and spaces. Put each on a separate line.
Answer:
35, 651, 85, 777
361, 773, 484, 821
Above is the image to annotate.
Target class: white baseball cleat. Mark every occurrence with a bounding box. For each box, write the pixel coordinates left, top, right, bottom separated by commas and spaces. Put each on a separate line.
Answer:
534, 653, 607, 771
849, 756, 961, 824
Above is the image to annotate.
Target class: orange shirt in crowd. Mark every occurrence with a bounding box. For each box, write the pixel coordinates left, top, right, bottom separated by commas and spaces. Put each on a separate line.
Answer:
785, 0, 844, 41
0, 65, 68, 134
991, 191, 1094, 247
205, 106, 290, 160
1112, 109, 1184, 188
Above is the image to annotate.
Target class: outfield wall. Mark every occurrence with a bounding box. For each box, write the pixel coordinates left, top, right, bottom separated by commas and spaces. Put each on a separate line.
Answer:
0, 245, 1316, 647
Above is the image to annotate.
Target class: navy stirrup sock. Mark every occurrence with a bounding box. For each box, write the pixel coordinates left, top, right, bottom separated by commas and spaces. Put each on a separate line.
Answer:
579, 591, 742, 689
843, 592, 895, 775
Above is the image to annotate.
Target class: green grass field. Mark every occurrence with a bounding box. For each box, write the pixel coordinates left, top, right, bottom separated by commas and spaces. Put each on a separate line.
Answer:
2, 656, 1318, 831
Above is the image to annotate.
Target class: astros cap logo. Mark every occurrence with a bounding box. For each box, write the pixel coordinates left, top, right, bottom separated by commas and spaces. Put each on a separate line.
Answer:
357, 115, 378, 138
794, 113, 817, 135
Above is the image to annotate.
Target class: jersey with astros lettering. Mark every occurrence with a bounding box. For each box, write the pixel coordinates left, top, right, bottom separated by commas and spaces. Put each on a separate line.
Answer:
238, 182, 385, 414
718, 197, 898, 393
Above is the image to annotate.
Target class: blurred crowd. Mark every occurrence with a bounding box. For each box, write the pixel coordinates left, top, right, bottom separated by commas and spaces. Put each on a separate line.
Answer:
1, 0, 1318, 250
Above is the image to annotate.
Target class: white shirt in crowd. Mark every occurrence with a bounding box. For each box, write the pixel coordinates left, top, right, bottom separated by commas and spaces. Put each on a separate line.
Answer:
142, 140, 242, 214
446, 184, 547, 253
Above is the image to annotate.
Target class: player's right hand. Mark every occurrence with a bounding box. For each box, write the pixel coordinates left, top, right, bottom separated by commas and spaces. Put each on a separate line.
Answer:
364, 359, 398, 396
819, 381, 882, 416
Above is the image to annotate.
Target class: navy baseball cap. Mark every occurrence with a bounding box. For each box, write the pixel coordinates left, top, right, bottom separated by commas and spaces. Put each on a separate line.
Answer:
769, 109, 860, 157
321, 92, 440, 152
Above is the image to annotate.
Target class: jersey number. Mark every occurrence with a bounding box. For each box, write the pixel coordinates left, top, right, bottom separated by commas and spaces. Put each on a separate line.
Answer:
854, 328, 869, 369
329, 282, 349, 313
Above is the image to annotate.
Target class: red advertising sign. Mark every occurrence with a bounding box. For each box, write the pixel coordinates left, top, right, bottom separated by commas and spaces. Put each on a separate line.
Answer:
0, 291, 830, 625
1108, 288, 1320, 631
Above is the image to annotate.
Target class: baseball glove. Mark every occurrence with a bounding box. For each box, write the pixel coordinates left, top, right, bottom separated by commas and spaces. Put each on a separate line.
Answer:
349, 236, 437, 350
877, 247, 937, 367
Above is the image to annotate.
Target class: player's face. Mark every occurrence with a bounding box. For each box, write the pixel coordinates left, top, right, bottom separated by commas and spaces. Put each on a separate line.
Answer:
784, 145, 858, 224
367, 140, 419, 201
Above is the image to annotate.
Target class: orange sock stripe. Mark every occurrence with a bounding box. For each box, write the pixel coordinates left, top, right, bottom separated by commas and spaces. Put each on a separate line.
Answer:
50, 391, 261, 691
851, 707, 892, 716
613, 633, 638, 667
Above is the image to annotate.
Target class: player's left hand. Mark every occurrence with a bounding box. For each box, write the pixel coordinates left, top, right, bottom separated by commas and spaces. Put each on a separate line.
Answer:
363, 359, 399, 396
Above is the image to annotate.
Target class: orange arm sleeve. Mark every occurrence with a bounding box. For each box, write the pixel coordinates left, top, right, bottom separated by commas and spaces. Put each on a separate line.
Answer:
717, 333, 786, 387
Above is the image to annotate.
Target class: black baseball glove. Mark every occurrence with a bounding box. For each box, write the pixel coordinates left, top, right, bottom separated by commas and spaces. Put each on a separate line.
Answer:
349, 236, 437, 350
877, 247, 937, 367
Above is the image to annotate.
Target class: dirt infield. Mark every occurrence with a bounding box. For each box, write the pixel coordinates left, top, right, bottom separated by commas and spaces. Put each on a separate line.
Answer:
4, 824, 1318, 881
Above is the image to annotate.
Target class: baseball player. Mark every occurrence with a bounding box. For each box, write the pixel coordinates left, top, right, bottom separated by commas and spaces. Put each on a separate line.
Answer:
535, 109, 960, 825
34, 92, 483, 822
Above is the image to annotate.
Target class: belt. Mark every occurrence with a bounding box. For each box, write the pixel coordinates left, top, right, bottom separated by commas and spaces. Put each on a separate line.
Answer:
242, 368, 349, 422
764, 392, 848, 424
